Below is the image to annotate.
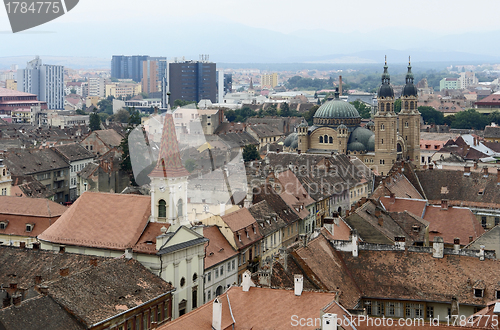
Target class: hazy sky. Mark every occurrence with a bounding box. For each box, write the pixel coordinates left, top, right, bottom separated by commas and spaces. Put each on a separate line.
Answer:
0, 0, 499, 34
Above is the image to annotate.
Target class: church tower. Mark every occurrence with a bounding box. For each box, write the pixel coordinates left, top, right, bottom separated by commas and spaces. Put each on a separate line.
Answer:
374, 57, 398, 176
399, 57, 421, 168
149, 113, 190, 229
297, 122, 309, 153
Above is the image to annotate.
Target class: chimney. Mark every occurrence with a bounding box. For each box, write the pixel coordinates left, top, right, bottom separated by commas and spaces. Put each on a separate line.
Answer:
395, 236, 406, 249
432, 236, 444, 258
375, 208, 381, 217
294, 274, 304, 296
12, 294, 22, 307
360, 197, 367, 204
429, 163, 434, 170
352, 230, 359, 257
389, 192, 395, 204
212, 298, 222, 330
339, 76, 343, 96
10, 283, 17, 291
345, 210, 350, 217
479, 245, 485, 261
378, 216, 384, 227
59, 267, 69, 277
497, 168, 500, 184
453, 238, 460, 252
19, 241, 25, 249
464, 165, 470, 173
350, 204, 355, 212
32, 242, 40, 250
241, 270, 254, 292
124, 248, 133, 259
34, 275, 42, 285
298, 149, 301, 154
483, 167, 489, 176
89, 258, 98, 266
322, 313, 338, 330
37, 285, 48, 295
59, 245, 65, 253
474, 162, 478, 170
441, 199, 449, 210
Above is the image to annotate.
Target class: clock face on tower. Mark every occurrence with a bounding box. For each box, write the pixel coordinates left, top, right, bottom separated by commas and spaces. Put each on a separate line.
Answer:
159, 185, 166, 192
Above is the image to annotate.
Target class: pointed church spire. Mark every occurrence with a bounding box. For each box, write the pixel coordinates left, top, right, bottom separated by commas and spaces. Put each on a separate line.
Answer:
378, 56, 394, 99
149, 113, 190, 178
249, 78, 254, 90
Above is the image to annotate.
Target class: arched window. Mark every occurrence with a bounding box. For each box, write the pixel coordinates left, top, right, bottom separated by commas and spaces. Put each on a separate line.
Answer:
405, 121, 409, 128
410, 101, 414, 110
381, 139, 384, 145
329, 136, 333, 143
405, 101, 409, 109
158, 200, 166, 218
177, 199, 183, 217
193, 273, 198, 282
324, 135, 328, 144
386, 103, 390, 111
319, 136, 323, 143
381, 124, 385, 131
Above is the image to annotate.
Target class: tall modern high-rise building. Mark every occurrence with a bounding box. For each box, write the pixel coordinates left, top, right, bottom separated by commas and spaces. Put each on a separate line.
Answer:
17, 56, 64, 110
168, 58, 216, 107
111, 55, 166, 84
142, 60, 159, 94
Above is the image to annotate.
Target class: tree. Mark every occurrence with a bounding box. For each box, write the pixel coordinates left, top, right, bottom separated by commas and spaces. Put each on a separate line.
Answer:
302, 105, 319, 125
184, 159, 196, 173
128, 109, 141, 126
225, 109, 236, 122
70, 88, 77, 95
114, 109, 130, 123
243, 144, 260, 162
418, 106, 445, 125
394, 99, 402, 113
89, 112, 101, 131
75, 109, 85, 115
279, 102, 292, 117
97, 97, 113, 115
350, 100, 371, 119
451, 109, 489, 130
174, 99, 197, 108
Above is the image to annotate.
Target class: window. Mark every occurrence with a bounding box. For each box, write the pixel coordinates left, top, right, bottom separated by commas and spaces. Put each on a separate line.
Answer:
0, 222, 7, 230
180, 277, 186, 287
319, 136, 323, 143
143, 311, 149, 330
26, 224, 33, 232
136, 316, 141, 330
193, 273, 198, 282
1, 188, 6, 195
220, 265, 224, 276
158, 200, 166, 218
207, 271, 211, 282
481, 216, 487, 228
495, 217, 499, 226
474, 289, 484, 298
231, 259, 235, 270
157, 306, 162, 322
496, 290, 500, 300
215, 268, 219, 279
426, 306, 434, 319
164, 300, 170, 319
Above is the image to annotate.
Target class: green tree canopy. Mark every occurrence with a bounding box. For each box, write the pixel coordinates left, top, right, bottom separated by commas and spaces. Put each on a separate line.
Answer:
243, 144, 260, 162
451, 109, 489, 130
394, 99, 401, 113
418, 106, 445, 125
302, 105, 319, 125
114, 109, 130, 123
350, 100, 371, 119
89, 112, 101, 131
75, 109, 85, 115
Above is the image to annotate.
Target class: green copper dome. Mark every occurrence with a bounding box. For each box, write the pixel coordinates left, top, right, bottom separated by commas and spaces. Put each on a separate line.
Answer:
347, 127, 375, 152
314, 100, 360, 120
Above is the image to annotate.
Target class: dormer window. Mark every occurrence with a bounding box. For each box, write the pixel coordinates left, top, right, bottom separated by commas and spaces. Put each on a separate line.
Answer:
238, 234, 241, 242
25, 224, 33, 232
0, 221, 7, 230
474, 289, 484, 298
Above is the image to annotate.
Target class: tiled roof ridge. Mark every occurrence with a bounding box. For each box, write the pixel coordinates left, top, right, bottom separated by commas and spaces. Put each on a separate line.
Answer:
289, 249, 329, 291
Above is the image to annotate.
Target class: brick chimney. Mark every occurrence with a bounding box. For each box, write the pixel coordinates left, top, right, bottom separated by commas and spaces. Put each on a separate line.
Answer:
389, 192, 395, 204
375, 208, 381, 217
464, 166, 470, 173
441, 199, 449, 210
32, 242, 40, 250
12, 294, 22, 307
34, 275, 42, 285
59, 268, 69, 277
294, 274, 304, 296
19, 241, 25, 249
432, 237, 444, 258
378, 216, 384, 227
453, 238, 460, 252
89, 258, 98, 266
345, 210, 350, 217
212, 298, 222, 330
483, 167, 489, 176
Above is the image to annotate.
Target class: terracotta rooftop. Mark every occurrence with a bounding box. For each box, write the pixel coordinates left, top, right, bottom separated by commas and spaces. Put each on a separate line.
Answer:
220, 208, 262, 250
0, 195, 67, 217
203, 225, 238, 270
275, 169, 315, 206
38, 192, 152, 251
0, 87, 37, 98
380, 196, 427, 218
158, 285, 340, 330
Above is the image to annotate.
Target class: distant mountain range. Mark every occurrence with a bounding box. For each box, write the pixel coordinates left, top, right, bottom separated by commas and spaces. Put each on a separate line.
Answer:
0, 19, 498, 69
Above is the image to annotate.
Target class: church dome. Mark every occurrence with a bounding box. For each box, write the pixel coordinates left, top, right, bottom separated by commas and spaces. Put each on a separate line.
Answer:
347, 127, 375, 152
378, 59, 394, 98
314, 100, 360, 120
402, 59, 418, 97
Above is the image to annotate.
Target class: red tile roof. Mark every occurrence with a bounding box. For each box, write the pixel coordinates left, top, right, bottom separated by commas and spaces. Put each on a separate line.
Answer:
203, 225, 238, 269
38, 192, 152, 251
158, 286, 339, 330
380, 196, 426, 218
0, 195, 67, 217
220, 208, 262, 250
